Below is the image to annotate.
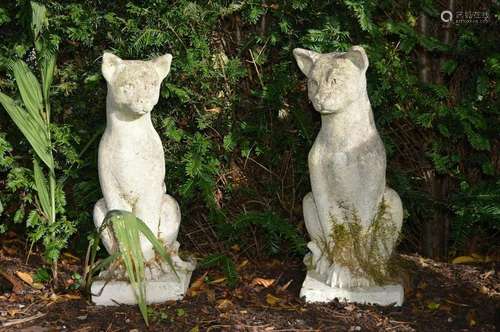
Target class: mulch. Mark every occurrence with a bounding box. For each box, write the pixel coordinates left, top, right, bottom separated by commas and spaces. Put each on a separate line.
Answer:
0, 234, 498, 331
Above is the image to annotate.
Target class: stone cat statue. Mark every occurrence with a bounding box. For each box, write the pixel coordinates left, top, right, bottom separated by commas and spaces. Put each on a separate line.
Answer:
93, 52, 181, 263
293, 46, 403, 291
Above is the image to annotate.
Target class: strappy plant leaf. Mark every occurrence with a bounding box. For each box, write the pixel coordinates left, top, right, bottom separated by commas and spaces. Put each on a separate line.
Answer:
30, 1, 48, 41
100, 210, 177, 326
40, 52, 56, 104
33, 158, 51, 222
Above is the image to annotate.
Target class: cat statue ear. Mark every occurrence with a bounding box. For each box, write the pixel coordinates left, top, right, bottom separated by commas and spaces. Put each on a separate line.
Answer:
152, 53, 172, 80
293, 48, 320, 77
102, 52, 123, 82
346, 46, 369, 72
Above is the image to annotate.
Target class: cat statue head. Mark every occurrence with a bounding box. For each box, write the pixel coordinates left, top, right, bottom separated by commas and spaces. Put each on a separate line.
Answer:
102, 52, 172, 116
293, 46, 369, 114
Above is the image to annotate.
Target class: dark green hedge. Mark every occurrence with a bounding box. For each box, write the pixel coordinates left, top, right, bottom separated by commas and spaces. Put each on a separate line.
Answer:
0, 0, 498, 261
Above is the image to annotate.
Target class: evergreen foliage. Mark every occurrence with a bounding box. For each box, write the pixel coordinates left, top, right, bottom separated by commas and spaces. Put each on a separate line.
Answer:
0, 0, 498, 263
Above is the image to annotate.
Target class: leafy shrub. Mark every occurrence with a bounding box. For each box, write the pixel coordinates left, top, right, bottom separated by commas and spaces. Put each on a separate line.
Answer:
0, 0, 498, 262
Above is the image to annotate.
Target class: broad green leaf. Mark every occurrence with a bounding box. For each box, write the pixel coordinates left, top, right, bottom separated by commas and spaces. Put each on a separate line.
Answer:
33, 158, 52, 221
0, 92, 53, 169
10, 60, 45, 123
40, 52, 56, 103
30, 2, 48, 41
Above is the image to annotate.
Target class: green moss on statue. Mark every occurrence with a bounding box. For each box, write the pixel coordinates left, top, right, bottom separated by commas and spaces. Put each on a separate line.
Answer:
317, 199, 401, 285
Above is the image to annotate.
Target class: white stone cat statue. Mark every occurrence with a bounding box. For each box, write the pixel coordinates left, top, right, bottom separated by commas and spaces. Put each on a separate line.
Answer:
92, 53, 194, 306
294, 46, 404, 305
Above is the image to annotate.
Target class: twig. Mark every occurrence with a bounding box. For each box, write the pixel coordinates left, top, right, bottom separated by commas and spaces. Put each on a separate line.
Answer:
1, 312, 46, 327
248, 49, 264, 89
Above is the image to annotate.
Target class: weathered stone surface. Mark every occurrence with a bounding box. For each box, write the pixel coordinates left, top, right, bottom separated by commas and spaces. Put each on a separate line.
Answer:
294, 46, 404, 303
300, 271, 403, 306
92, 52, 194, 305
91, 262, 194, 306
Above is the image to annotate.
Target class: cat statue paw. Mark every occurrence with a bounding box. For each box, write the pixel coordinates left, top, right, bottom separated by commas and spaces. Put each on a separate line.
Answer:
294, 46, 404, 306
91, 52, 195, 306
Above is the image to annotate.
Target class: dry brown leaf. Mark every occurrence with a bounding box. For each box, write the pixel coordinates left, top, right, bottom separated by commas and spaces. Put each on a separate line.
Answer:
237, 260, 249, 270
2, 246, 17, 256
32, 282, 44, 290
481, 270, 495, 280
466, 310, 477, 327
265, 293, 281, 306
252, 277, 275, 288
452, 256, 477, 264
216, 299, 233, 311
0, 270, 24, 294
60, 294, 81, 300
206, 289, 216, 303
188, 272, 207, 296
277, 279, 293, 292
344, 304, 356, 312
15, 271, 33, 286
7, 308, 21, 316
211, 277, 226, 284
479, 285, 491, 295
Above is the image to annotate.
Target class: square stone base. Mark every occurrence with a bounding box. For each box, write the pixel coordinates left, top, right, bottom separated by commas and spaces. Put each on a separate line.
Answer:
91, 268, 193, 306
300, 271, 404, 306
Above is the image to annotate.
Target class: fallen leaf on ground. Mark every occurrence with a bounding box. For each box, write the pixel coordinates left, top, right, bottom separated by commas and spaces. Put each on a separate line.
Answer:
466, 310, 477, 327
427, 302, 440, 310
32, 282, 44, 289
0, 270, 24, 294
2, 247, 17, 256
344, 304, 356, 312
187, 272, 207, 296
60, 294, 81, 300
216, 299, 233, 311
251, 277, 275, 288
7, 308, 21, 316
237, 260, 248, 270
265, 293, 281, 306
211, 277, 226, 284
15, 271, 33, 286
277, 279, 292, 292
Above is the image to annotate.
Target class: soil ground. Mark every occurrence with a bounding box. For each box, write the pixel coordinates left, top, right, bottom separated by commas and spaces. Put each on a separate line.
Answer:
0, 233, 498, 331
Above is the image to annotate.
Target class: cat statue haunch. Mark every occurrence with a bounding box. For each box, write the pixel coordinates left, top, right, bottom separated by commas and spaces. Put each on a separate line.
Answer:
92, 53, 194, 306
294, 46, 404, 305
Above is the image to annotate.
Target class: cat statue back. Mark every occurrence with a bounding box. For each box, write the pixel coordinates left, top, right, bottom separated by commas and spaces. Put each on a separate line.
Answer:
294, 46, 404, 304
